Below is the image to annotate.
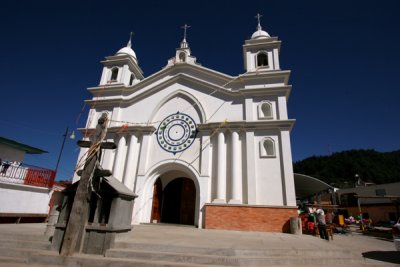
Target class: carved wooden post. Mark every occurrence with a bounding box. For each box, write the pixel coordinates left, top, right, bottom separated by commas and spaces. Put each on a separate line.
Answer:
60, 113, 108, 256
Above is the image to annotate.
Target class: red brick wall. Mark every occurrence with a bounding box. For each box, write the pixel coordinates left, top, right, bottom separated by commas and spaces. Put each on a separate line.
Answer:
204, 204, 298, 233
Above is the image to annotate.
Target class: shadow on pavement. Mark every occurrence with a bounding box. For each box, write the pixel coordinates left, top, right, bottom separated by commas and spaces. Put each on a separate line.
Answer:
362, 230, 393, 242
362, 251, 400, 264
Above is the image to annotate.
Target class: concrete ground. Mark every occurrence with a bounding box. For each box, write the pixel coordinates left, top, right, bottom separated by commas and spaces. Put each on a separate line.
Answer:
325, 225, 400, 266
0, 223, 399, 266
119, 223, 400, 266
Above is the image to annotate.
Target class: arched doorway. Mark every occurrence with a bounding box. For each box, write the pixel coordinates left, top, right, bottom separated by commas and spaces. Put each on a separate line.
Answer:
151, 177, 196, 225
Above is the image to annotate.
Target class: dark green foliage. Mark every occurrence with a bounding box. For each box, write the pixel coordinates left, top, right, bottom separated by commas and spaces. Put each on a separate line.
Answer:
293, 149, 400, 188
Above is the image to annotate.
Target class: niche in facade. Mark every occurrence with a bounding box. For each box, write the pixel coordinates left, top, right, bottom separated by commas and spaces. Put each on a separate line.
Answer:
258, 101, 273, 120
260, 137, 276, 158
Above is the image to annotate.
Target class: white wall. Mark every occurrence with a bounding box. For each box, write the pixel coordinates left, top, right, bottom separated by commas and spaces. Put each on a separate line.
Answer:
0, 182, 51, 214
254, 130, 284, 205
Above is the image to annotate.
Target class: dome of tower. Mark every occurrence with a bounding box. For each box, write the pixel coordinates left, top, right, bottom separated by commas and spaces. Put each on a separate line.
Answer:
116, 46, 137, 60
251, 28, 270, 39
116, 33, 137, 62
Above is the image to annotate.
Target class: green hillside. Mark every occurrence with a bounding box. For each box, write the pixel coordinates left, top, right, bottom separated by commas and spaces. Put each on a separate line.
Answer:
293, 149, 400, 188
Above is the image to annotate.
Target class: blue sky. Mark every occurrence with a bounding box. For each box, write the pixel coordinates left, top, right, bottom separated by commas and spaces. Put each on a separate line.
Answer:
1, 0, 399, 181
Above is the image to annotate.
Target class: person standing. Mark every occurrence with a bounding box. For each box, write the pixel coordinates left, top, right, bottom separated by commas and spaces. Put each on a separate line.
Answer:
1, 160, 10, 175
317, 209, 329, 240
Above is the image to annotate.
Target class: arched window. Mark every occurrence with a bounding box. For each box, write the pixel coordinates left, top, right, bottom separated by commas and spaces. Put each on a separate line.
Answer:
129, 73, 135, 85
260, 138, 276, 158
179, 52, 186, 62
257, 52, 268, 67
258, 101, 273, 120
111, 67, 119, 81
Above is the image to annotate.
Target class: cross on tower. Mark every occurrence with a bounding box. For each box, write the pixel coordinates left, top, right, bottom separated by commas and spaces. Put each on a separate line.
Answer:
127, 32, 134, 48
181, 24, 191, 41
255, 13, 263, 30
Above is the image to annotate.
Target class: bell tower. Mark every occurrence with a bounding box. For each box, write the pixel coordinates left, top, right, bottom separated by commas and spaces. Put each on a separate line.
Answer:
99, 33, 144, 86
167, 24, 197, 66
243, 14, 281, 73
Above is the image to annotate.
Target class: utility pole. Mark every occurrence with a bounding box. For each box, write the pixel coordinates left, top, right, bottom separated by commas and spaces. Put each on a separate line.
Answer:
60, 113, 108, 256
55, 127, 69, 176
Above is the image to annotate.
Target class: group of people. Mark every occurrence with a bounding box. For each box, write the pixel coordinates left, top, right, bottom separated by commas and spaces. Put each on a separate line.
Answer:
300, 206, 335, 241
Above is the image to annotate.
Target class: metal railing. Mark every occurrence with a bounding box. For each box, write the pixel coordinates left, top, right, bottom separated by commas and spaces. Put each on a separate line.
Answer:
0, 162, 56, 188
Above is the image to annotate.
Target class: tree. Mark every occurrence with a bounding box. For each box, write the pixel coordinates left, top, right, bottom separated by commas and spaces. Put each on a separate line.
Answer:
293, 149, 400, 188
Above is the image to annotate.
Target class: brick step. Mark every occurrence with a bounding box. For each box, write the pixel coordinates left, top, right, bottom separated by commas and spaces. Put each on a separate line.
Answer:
105, 248, 360, 266
0, 238, 50, 250
106, 248, 241, 266
0, 247, 46, 259
0, 263, 55, 267
29, 250, 367, 267
28, 251, 232, 267
112, 241, 353, 258
0, 232, 50, 242
0, 255, 26, 264
113, 242, 236, 256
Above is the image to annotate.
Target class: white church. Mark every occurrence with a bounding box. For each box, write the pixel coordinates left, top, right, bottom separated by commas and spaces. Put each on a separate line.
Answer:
74, 17, 298, 232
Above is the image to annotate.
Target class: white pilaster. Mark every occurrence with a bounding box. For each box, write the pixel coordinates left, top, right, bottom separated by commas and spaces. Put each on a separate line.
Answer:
88, 109, 96, 129
278, 130, 296, 206
102, 136, 116, 171
273, 48, 280, 70
245, 130, 257, 204
197, 175, 209, 228
121, 65, 130, 85
131, 174, 146, 224
213, 130, 226, 203
123, 133, 140, 190
111, 107, 121, 128
278, 96, 288, 120
245, 98, 254, 121
229, 130, 241, 204
200, 131, 211, 176
137, 133, 151, 176
113, 134, 127, 182
99, 67, 108, 85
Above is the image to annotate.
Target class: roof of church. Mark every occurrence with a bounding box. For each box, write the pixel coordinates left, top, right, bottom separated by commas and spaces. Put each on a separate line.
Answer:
0, 136, 48, 154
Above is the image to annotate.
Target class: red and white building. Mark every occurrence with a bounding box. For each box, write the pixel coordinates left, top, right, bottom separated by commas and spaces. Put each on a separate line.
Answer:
0, 136, 56, 223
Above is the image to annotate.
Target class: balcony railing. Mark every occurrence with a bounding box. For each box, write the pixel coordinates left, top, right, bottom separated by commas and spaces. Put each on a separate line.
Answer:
0, 162, 56, 189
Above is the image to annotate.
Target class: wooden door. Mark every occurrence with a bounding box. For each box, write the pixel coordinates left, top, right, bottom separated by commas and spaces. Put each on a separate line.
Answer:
150, 178, 162, 223
180, 178, 196, 225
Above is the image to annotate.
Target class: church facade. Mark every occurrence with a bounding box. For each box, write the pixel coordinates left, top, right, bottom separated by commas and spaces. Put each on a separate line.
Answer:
74, 20, 297, 232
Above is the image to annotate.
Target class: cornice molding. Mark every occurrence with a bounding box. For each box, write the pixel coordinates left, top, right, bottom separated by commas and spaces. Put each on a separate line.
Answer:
85, 73, 292, 107
198, 119, 295, 131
